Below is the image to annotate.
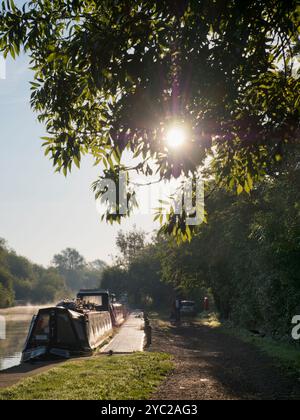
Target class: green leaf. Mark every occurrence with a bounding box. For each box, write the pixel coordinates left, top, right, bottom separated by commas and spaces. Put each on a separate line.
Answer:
47, 53, 58, 63
73, 155, 80, 168
247, 173, 254, 191
237, 184, 244, 195
10, 0, 16, 12
244, 181, 251, 195
9, 45, 15, 60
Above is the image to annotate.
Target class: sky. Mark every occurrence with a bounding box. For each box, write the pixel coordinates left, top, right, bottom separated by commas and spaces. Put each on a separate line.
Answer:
0, 53, 157, 267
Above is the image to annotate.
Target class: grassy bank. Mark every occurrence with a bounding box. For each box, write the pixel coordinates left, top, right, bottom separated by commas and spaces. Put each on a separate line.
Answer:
0, 353, 173, 400
198, 313, 300, 375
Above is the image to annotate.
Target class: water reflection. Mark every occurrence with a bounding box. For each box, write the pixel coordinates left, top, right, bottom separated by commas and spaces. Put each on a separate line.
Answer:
0, 307, 40, 371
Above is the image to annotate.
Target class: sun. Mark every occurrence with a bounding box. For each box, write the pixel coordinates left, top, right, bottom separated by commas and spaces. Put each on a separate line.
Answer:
165, 125, 187, 149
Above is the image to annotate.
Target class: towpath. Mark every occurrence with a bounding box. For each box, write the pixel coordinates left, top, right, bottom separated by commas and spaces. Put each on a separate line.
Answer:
150, 320, 300, 400
101, 311, 145, 354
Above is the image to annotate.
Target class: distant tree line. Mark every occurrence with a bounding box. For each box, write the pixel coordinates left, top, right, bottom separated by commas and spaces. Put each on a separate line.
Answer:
51, 248, 107, 293
101, 229, 205, 310
0, 241, 107, 308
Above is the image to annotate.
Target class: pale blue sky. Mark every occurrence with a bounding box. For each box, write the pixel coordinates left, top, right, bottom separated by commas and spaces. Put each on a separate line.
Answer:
0, 53, 156, 266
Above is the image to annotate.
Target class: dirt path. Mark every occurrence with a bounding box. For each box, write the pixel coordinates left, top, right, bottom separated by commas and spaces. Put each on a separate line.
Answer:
150, 321, 300, 400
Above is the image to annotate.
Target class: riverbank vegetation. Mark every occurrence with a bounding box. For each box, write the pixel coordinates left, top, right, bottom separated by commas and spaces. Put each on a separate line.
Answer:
156, 161, 300, 338
104, 150, 300, 340
0, 241, 107, 308
0, 353, 172, 400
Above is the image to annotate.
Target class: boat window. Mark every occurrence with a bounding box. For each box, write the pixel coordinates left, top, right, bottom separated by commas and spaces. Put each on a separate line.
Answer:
32, 313, 50, 342
80, 295, 103, 306
56, 312, 76, 345
73, 319, 86, 342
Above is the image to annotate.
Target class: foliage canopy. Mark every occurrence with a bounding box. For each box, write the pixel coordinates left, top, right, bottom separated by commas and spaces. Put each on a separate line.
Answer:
0, 0, 299, 233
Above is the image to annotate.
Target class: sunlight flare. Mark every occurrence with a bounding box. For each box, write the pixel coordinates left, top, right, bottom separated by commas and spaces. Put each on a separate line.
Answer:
165, 125, 187, 149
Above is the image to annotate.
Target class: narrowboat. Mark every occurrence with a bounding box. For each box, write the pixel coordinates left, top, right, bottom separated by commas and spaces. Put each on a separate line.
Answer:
21, 290, 127, 362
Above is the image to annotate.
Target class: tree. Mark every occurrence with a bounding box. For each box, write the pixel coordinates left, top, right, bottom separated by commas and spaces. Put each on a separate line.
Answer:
31, 269, 67, 304
1, 1, 299, 237
126, 243, 174, 307
52, 248, 86, 272
0, 238, 7, 250
5, 253, 38, 302
0, 239, 72, 305
116, 228, 146, 268
0, 267, 14, 308
158, 159, 300, 335
51, 249, 108, 291
51, 248, 86, 291
101, 266, 128, 297
0, 239, 9, 270
102, 229, 173, 307
6, 253, 35, 280
89, 259, 108, 271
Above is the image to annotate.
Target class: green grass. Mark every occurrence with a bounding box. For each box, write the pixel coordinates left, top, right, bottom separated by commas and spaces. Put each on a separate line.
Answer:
0, 353, 173, 400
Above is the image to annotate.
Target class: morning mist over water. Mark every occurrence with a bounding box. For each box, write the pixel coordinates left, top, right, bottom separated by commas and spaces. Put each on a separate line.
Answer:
0, 306, 49, 371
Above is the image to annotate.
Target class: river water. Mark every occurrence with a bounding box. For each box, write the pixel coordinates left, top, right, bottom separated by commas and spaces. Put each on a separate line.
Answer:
0, 306, 42, 371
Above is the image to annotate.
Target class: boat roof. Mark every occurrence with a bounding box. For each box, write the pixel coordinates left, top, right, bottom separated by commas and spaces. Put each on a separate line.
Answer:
77, 289, 110, 296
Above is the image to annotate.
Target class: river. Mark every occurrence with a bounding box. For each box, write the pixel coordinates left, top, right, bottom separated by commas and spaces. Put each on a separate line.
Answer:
0, 306, 44, 371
